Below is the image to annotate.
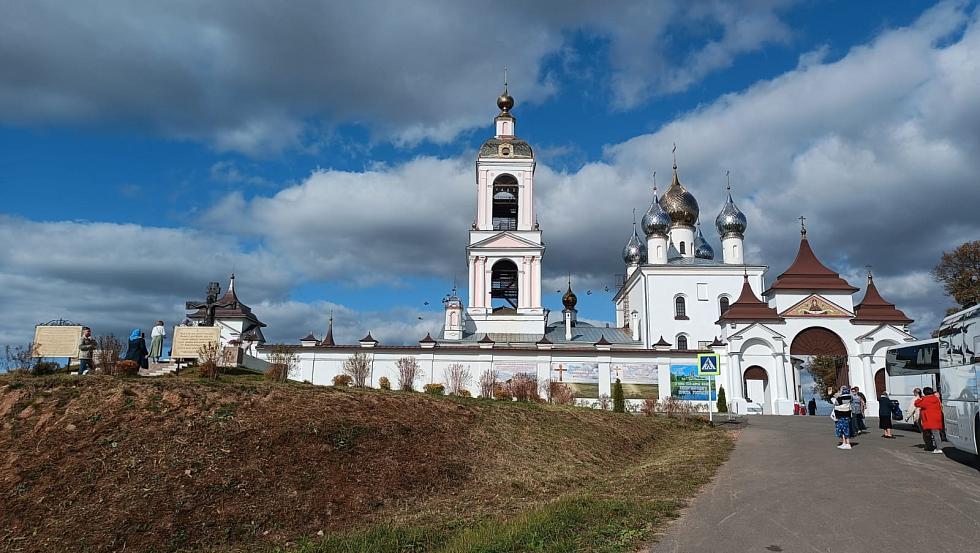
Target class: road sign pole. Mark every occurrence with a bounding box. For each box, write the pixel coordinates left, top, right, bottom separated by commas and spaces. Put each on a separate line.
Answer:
709, 374, 714, 425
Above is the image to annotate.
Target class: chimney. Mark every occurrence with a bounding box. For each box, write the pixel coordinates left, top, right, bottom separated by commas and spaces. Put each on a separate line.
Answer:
564, 311, 573, 341
630, 311, 640, 341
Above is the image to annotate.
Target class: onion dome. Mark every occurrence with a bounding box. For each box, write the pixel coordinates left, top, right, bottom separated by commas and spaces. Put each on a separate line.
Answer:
562, 283, 578, 310
497, 80, 514, 113
622, 218, 647, 265
661, 156, 699, 227
694, 223, 715, 260
641, 180, 671, 237
716, 177, 747, 238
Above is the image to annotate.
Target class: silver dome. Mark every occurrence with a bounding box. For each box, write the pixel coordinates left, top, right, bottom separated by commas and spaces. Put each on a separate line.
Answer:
715, 192, 747, 238
694, 224, 715, 260
641, 188, 671, 237
622, 225, 647, 265
661, 168, 699, 227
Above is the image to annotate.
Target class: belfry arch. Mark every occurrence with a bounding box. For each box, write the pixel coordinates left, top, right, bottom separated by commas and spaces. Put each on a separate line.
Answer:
491, 174, 519, 231
791, 326, 850, 389
490, 259, 519, 310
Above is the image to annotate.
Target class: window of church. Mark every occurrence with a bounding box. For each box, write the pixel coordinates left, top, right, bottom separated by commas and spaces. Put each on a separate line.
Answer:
674, 296, 688, 319
676, 335, 688, 350
490, 259, 519, 309
679, 242, 686, 255
719, 296, 730, 315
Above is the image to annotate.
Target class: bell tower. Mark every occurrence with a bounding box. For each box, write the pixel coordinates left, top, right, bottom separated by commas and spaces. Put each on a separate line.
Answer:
463, 80, 546, 336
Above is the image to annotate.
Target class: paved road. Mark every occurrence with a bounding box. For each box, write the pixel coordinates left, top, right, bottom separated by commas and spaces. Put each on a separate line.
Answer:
648, 416, 980, 553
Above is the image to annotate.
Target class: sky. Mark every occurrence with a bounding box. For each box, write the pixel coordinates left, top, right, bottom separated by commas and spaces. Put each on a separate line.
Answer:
1, 0, 978, 348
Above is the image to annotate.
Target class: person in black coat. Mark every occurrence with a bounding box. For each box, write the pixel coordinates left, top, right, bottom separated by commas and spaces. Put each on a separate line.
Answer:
878, 391, 894, 438
124, 328, 149, 370
807, 398, 817, 416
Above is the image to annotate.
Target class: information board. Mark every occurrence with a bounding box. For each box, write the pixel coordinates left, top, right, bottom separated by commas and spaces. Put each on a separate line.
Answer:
33, 326, 83, 358
171, 326, 221, 359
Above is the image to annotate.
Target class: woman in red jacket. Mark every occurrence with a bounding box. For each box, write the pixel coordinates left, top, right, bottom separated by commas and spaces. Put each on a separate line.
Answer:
914, 387, 944, 454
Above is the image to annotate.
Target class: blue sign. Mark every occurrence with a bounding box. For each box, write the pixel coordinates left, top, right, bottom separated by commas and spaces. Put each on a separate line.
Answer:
697, 353, 720, 376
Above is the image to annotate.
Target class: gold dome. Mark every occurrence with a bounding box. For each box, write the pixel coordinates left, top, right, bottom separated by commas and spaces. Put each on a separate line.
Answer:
661, 167, 699, 227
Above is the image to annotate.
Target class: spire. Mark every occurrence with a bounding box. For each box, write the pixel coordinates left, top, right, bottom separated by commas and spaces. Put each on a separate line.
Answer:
672, 142, 677, 171
320, 313, 335, 346
496, 68, 514, 113
766, 225, 859, 294
853, 270, 913, 325
718, 274, 782, 323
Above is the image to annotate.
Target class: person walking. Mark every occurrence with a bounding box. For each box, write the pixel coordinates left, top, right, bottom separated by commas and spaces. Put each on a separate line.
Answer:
852, 386, 868, 434
915, 387, 944, 454
878, 390, 895, 438
829, 386, 853, 449
77, 326, 97, 375
807, 397, 817, 416
124, 328, 149, 370
149, 321, 166, 363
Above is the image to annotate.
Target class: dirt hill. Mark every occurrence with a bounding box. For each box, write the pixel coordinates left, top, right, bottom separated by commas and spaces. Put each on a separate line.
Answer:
0, 375, 731, 553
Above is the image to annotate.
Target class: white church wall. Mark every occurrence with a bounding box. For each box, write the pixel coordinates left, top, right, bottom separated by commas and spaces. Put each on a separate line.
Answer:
644, 271, 751, 349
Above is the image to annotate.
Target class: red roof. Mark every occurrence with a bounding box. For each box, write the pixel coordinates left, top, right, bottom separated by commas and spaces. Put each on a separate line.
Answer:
852, 275, 913, 325
719, 276, 783, 323
766, 237, 859, 294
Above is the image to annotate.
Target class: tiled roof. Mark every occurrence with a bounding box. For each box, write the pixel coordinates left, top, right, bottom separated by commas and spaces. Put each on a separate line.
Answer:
767, 237, 859, 293
852, 275, 913, 325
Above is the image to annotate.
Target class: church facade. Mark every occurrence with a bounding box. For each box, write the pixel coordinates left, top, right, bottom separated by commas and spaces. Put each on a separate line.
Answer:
258, 86, 916, 415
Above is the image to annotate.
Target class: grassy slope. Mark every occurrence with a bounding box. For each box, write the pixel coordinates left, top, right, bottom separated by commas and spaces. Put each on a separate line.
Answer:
0, 375, 732, 553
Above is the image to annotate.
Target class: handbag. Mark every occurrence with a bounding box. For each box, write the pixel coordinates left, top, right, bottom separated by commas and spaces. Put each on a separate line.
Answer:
891, 400, 903, 421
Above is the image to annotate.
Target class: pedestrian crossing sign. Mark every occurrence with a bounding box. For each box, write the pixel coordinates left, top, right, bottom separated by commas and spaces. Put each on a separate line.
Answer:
697, 353, 720, 376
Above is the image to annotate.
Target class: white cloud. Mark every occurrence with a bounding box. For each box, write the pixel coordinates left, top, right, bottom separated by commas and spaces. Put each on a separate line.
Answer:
0, 0, 796, 154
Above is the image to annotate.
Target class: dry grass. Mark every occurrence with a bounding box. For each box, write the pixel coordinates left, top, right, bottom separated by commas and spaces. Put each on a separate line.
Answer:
0, 374, 732, 553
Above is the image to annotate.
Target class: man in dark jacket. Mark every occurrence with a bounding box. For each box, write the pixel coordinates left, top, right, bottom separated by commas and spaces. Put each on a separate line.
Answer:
807, 397, 817, 416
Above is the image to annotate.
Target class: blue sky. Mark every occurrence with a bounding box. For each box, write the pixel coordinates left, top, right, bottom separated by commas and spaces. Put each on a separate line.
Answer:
1, 0, 977, 346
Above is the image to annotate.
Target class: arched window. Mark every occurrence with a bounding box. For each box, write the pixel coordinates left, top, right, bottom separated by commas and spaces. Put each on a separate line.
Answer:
492, 174, 519, 230
676, 335, 688, 350
674, 296, 687, 319
490, 259, 519, 310
679, 242, 686, 255
719, 296, 730, 315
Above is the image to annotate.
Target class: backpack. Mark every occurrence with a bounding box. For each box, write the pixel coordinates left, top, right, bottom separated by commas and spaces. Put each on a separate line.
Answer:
890, 400, 903, 421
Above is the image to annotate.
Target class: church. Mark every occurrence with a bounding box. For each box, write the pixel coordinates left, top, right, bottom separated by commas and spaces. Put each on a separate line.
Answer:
256, 85, 917, 415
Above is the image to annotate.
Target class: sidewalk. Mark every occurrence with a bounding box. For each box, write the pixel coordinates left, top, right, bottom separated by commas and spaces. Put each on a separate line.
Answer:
646, 416, 980, 553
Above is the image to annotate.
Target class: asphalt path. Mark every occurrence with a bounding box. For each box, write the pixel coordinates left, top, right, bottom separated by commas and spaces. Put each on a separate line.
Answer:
646, 415, 980, 553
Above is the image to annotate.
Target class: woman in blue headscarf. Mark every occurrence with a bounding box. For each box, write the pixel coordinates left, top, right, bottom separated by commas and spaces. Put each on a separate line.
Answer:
123, 328, 149, 370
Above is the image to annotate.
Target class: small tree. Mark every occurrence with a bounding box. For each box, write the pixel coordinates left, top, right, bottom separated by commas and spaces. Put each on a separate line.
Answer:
510, 373, 540, 402
716, 386, 728, 413
612, 378, 625, 413
267, 345, 298, 383
378, 376, 391, 390
932, 240, 980, 308
342, 352, 371, 387
596, 394, 611, 411
197, 341, 222, 381
444, 363, 472, 396
479, 368, 498, 398
548, 381, 575, 405
396, 356, 420, 391
3, 342, 41, 374
807, 355, 844, 401
95, 335, 123, 375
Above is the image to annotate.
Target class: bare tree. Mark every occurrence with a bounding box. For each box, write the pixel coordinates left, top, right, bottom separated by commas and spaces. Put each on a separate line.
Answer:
396, 356, 420, 391
444, 363, 472, 396
95, 335, 122, 375
343, 352, 371, 387
3, 342, 40, 374
479, 368, 498, 398
510, 373, 539, 402
267, 345, 299, 383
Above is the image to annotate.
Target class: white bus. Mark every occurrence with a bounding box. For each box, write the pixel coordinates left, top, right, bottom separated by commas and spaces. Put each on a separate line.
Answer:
885, 338, 940, 417
937, 304, 979, 455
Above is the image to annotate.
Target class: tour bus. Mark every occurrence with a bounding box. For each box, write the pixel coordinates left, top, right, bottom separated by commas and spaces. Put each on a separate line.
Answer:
885, 338, 940, 414
937, 304, 979, 455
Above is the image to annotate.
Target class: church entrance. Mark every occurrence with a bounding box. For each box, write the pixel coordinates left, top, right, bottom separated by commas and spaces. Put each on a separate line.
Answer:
874, 368, 886, 397
791, 327, 849, 403
743, 366, 771, 414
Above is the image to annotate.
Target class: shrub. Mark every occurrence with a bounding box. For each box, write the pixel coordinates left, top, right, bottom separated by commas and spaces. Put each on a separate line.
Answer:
640, 397, 658, 417
509, 373, 540, 402
197, 341, 222, 381
457, 389, 472, 398
343, 352, 371, 387
424, 383, 445, 396
548, 381, 575, 405
266, 345, 298, 383
444, 363, 472, 396
716, 386, 728, 413
32, 361, 63, 376
378, 376, 391, 390
492, 382, 512, 401
94, 334, 122, 375
479, 368, 498, 398
115, 360, 140, 377
612, 378, 625, 413
332, 374, 353, 387
596, 394, 611, 411
396, 356, 420, 391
